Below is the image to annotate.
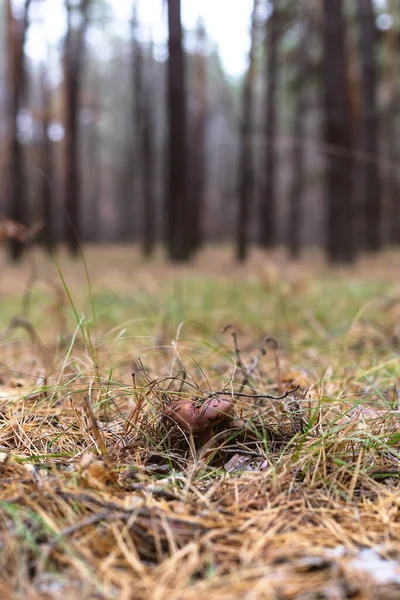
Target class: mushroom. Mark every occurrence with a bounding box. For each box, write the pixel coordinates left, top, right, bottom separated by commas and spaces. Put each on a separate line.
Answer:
163, 396, 233, 432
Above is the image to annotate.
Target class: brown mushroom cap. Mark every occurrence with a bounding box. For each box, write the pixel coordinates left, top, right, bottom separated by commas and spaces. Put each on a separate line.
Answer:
164, 396, 233, 432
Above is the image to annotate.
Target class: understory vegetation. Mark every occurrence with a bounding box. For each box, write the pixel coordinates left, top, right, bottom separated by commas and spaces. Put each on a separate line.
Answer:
1, 247, 400, 599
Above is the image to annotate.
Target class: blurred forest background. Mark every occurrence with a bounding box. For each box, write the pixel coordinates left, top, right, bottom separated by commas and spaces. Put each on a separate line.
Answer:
0, 0, 399, 263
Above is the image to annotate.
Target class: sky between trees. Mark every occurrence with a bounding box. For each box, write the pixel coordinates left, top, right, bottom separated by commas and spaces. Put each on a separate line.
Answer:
22, 0, 255, 77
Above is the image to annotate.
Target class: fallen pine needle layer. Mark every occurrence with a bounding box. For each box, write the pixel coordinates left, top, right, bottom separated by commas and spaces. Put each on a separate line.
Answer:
1, 247, 400, 598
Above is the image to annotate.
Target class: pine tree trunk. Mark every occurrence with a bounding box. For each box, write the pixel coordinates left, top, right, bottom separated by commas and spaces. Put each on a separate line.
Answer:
166, 0, 190, 261
288, 2, 309, 259
259, 0, 279, 249
6, 0, 31, 262
64, 0, 90, 255
86, 71, 101, 243
237, 0, 259, 262
385, 0, 400, 245
142, 57, 155, 257
120, 5, 140, 244
39, 64, 55, 252
322, 0, 355, 263
190, 21, 207, 253
357, 0, 381, 251
132, 13, 155, 257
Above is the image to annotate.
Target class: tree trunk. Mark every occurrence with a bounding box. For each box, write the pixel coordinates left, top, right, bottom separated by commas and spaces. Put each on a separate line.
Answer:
288, 2, 309, 260
259, 0, 279, 249
86, 70, 101, 243
385, 0, 400, 245
142, 47, 155, 257
385, 109, 400, 244
190, 20, 207, 253
357, 0, 381, 251
237, 0, 259, 262
39, 63, 55, 252
322, 0, 355, 263
166, 0, 190, 261
6, 0, 31, 262
64, 0, 90, 255
119, 4, 140, 243
131, 10, 155, 256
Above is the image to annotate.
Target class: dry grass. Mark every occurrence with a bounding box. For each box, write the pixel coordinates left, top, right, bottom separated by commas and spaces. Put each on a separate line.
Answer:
1, 246, 400, 599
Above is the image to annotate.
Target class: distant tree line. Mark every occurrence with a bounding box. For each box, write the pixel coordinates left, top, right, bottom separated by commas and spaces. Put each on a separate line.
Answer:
0, 0, 398, 263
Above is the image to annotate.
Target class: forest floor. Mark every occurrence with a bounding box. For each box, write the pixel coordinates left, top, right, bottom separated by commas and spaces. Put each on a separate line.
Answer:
1, 246, 400, 599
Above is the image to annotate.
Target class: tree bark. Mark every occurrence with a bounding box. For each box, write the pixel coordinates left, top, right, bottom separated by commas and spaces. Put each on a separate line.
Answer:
119, 4, 140, 243
237, 0, 259, 262
190, 20, 207, 253
6, 0, 31, 261
288, 2, 309, 259
259, 0, 279, 249
385, 0, 400, 245
131, 10, 155, 256
322, 0, 355, 263
64, 0, 90, 255
142, 47, 155, 257
357, 0, 381, 251
86, 70, 101, 243
39, 63, 55, 252
166, 0, 190, 261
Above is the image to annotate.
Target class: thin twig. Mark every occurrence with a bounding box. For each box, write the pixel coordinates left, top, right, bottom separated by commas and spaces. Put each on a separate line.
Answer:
203, 386, 299, 401
266, 337, 282, 391
84, 386, 108, 456
178, 369, 187, 393
240, 335, 268, 393
59, 510, 113, 538
223, 324, 245, 370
